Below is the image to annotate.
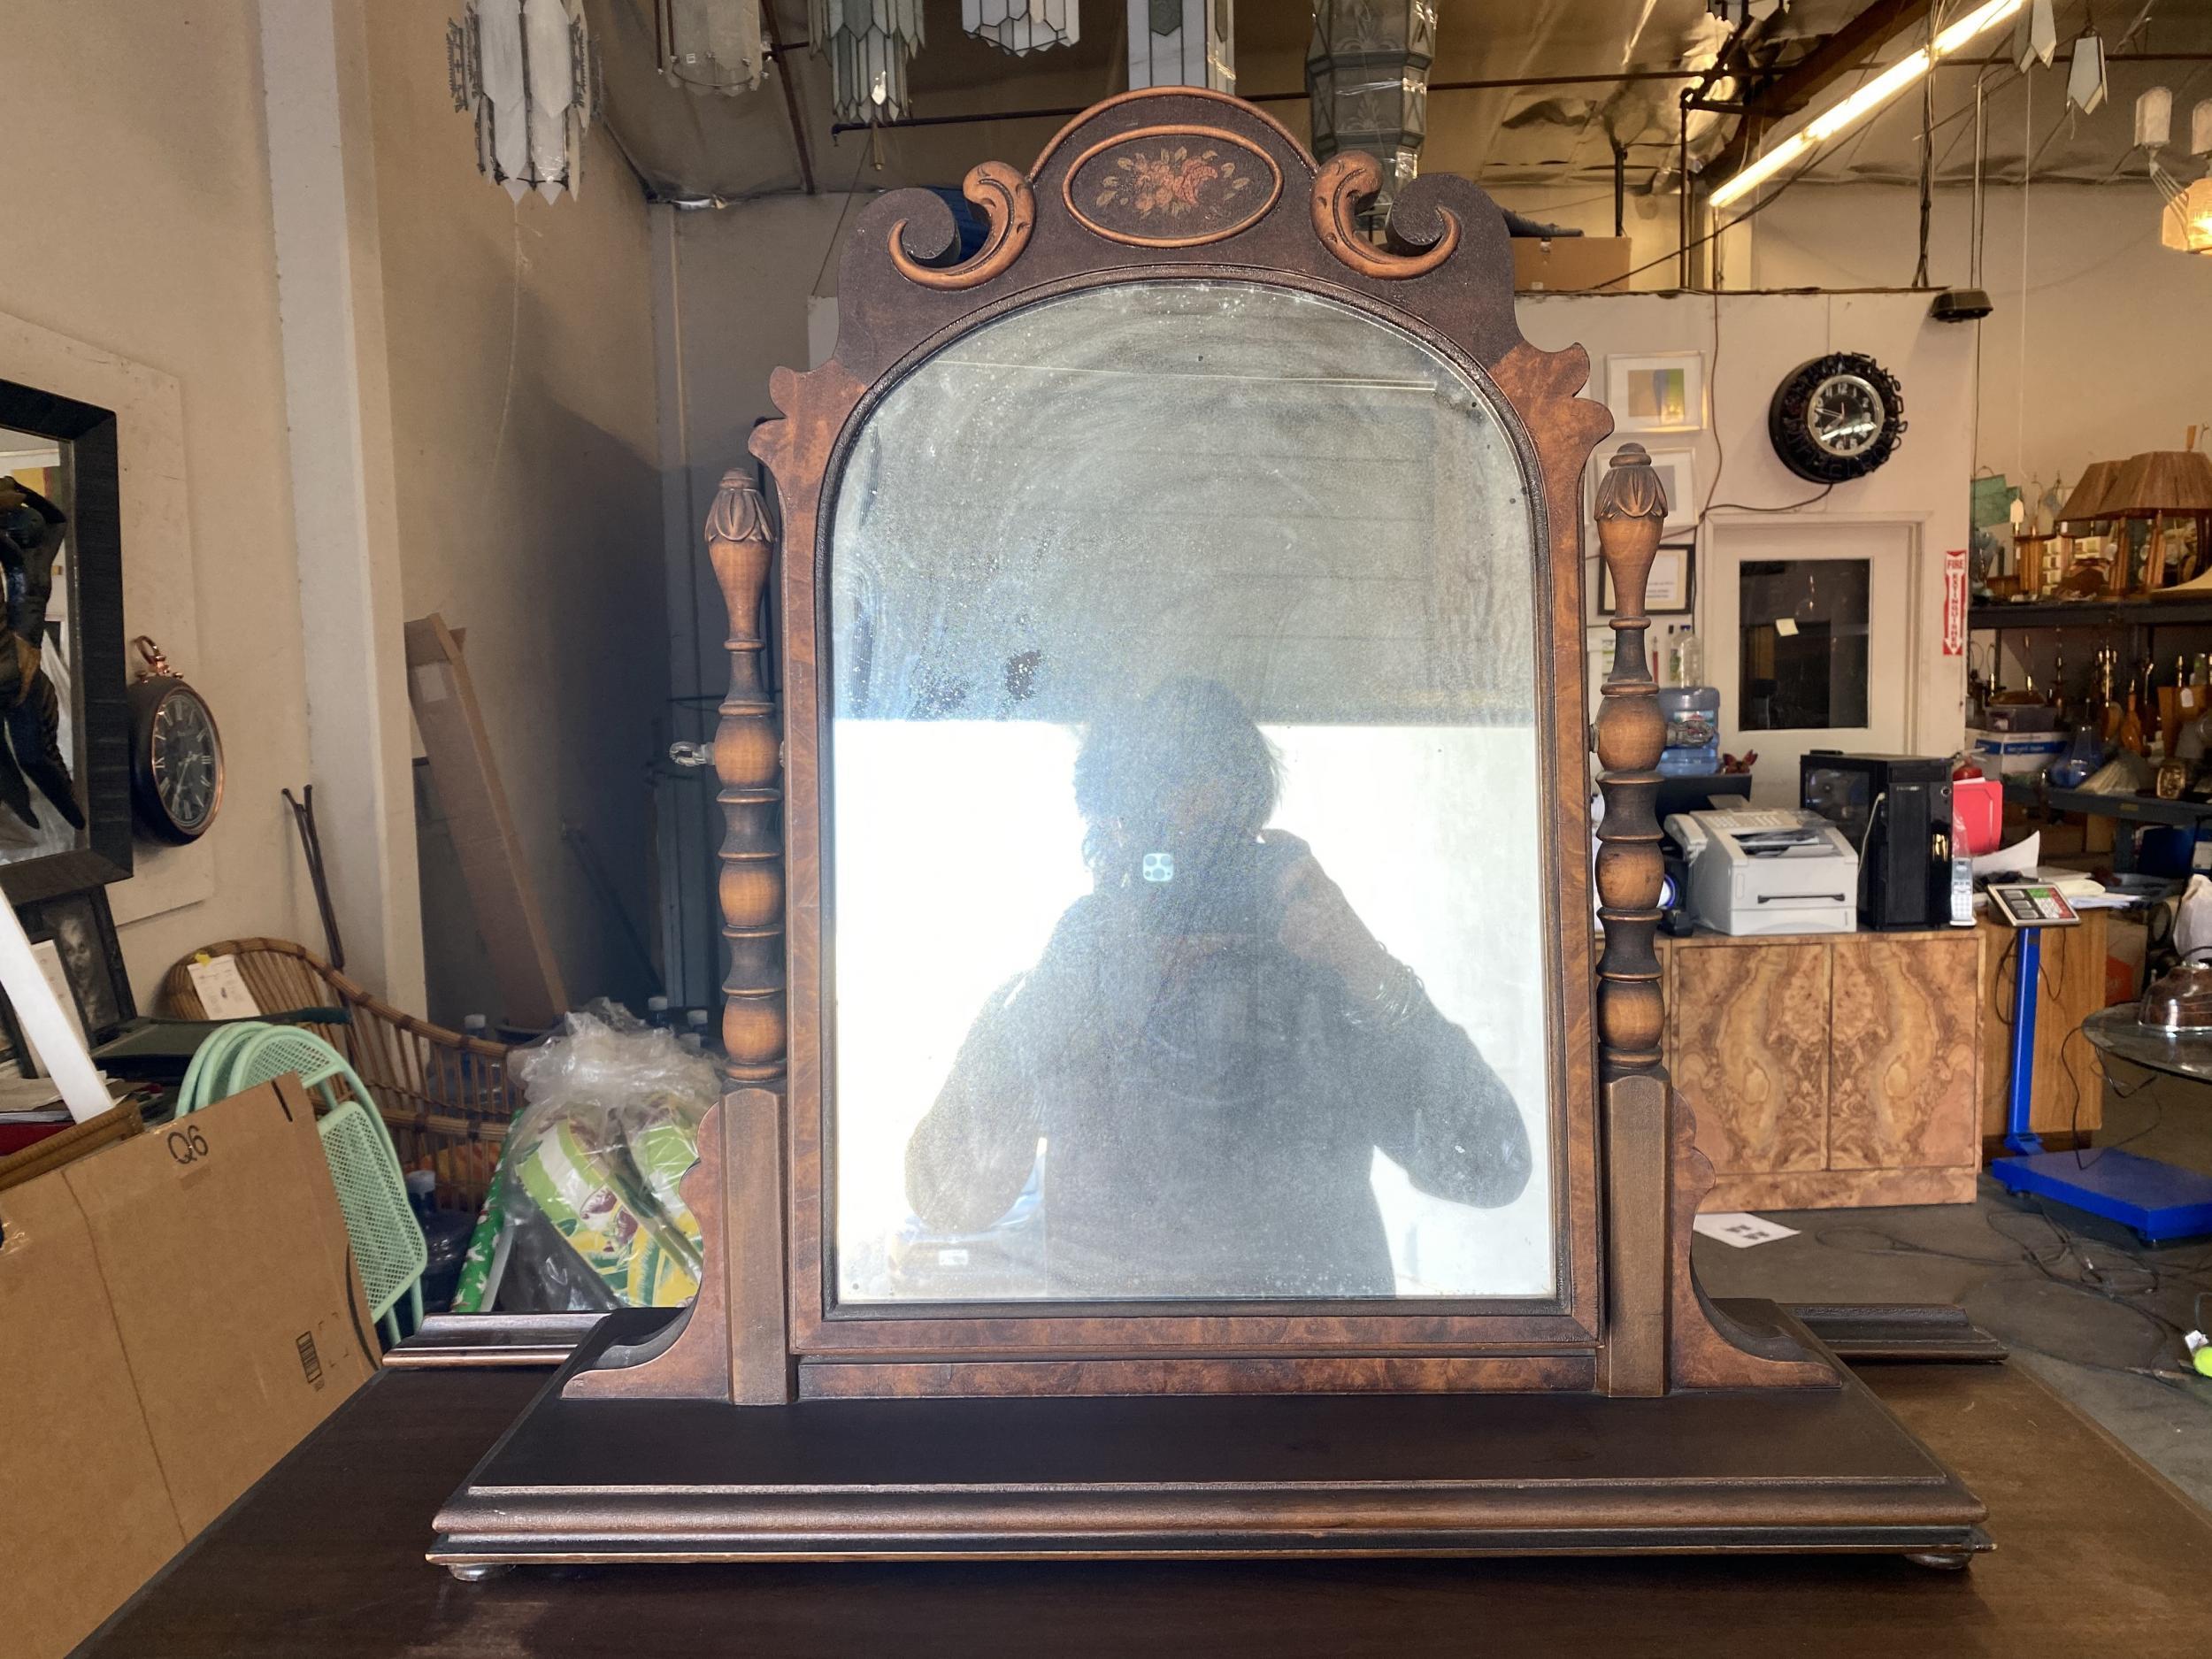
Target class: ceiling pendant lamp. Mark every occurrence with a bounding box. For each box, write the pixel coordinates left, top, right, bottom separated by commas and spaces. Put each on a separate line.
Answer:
2011, 0, 2056, 70
2066, 27, 2108, 117
2136, 84, 2212, 255
1127, 0, 1234, 92
2162, 180, 2212, 255
1307, 0, 1437, 238
810, 0, 927, 125
965, 0, 1079, 55
655, 0, 765, 95
448, 0, 601, 203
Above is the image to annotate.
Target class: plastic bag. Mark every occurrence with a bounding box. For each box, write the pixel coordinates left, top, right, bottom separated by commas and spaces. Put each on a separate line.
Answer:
497, 1001, 718, 1310
2176, 875, 2212, 964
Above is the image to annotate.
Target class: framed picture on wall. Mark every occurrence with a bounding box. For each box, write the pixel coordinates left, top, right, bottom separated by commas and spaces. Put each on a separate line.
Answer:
0, 377, 134, 904
1646, 446, 1698, 531
1605, 352, 1705, 434
1601, 541, 1695, 617
1588, 446, 1697, 534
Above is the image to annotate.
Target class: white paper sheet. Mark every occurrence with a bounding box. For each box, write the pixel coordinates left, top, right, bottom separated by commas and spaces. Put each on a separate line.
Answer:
1693, 1212, 1801, 1249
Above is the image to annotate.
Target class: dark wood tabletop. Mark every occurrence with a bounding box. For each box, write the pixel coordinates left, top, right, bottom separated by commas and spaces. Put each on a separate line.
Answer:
77, 1359, 2208, 1656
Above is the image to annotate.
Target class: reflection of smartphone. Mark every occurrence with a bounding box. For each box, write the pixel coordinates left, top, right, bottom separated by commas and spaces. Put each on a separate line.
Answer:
1132, 834, 1301, 937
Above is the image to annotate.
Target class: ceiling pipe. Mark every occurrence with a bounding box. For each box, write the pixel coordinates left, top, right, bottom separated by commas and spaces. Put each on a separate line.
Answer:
826, 67, 1706, 134
761, 3, 816, 194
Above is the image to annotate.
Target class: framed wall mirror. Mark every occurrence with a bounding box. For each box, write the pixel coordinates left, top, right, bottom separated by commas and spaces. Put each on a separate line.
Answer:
0, 379, 131, 903
434, 88, 1988, 1573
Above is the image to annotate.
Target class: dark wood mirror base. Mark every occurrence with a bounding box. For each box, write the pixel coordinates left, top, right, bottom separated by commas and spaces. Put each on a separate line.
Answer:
429, 1305, 1986, 1572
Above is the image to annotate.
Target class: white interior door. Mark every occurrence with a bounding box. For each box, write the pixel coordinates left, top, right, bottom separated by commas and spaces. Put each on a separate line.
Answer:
1703, 519, 1916, 806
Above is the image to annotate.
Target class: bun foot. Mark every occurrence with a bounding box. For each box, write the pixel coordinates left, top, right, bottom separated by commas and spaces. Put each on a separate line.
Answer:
1905, 1550, 1972, 1571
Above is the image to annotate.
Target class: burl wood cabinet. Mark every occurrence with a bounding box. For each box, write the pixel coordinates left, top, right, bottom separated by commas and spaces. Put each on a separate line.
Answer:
1662, 929, 1983, 1210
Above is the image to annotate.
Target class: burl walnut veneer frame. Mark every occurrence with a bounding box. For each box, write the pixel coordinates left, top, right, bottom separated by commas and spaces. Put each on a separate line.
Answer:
434, 89, 1987, 1571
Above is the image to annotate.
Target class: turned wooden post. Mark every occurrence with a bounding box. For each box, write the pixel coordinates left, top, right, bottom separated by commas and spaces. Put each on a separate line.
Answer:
1592, 442, 1669, 1078
1592, 442, 1671, 1396
705, 469, 787, 1085
565, 470, 795, 1405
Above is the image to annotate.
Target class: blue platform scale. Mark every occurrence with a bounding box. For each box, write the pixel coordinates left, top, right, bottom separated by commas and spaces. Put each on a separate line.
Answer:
1987, 886, 2212, 1243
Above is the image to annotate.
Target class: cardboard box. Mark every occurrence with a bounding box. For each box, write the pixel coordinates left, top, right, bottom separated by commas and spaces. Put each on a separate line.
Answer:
1968, 727, 2066, 777
0, 1079, 375, 1658
1511, 235, 1632, 293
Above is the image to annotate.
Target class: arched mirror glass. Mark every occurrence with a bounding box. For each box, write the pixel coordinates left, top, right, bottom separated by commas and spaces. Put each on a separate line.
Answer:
825, 280, 1555, 1305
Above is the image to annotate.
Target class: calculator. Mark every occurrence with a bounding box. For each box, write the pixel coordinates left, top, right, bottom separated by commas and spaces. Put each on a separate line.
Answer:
1984, 882, 2082, 928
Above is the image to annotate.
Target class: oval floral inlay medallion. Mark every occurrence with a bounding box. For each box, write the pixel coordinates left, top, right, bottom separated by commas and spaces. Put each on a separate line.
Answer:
1063, 126, 1283, 249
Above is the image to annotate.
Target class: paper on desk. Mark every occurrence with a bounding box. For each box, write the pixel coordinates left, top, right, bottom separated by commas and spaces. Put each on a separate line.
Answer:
1972, 832, 2039, 879
1693, 1212, 1801, 1249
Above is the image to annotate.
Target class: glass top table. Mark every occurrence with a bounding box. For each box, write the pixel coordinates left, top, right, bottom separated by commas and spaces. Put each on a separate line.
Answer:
2084, 1004, 2212, 1086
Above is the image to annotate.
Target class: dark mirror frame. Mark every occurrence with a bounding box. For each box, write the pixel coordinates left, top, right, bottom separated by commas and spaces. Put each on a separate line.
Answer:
0, 378, 132, 904
799, 283, 1589, 1346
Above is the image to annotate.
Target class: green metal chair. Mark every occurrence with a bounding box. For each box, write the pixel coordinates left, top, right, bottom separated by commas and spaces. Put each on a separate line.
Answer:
177, 1022, 427, 1347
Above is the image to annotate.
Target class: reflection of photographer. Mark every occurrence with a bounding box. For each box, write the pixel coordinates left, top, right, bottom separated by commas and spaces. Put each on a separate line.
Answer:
905, 678, 1532, 1298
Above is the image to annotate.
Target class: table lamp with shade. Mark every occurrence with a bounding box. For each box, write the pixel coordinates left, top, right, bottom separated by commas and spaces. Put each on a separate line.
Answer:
2110, 448, 2212, 592
2055, 459, 2124, 595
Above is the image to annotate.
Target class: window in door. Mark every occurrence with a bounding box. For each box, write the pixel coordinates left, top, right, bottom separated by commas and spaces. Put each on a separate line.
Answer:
1736, 558, 1870, 732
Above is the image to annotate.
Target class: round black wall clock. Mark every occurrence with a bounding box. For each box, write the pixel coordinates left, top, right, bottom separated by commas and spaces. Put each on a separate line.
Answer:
127, 635, 223, 844
1767, 352, 1907, 483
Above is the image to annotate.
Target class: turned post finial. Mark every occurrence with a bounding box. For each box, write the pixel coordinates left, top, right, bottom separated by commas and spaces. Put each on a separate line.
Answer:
1591, 442, 1669, 1078
706, 466, 787, 1086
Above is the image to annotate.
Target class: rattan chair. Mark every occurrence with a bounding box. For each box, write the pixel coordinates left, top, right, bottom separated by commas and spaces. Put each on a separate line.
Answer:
158, 938, 521, 1215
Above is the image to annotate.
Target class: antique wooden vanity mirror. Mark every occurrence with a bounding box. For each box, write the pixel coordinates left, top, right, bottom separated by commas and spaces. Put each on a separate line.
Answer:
434, 89, 1985, 1571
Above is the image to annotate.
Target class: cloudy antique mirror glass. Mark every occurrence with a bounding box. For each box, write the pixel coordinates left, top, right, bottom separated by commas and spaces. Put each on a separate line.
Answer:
825, 280, 1555, 1305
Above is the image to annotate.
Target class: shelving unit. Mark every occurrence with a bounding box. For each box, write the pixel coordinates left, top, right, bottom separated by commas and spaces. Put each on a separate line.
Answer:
1999, 778, 2212, 871
1970, 597, 2212, 634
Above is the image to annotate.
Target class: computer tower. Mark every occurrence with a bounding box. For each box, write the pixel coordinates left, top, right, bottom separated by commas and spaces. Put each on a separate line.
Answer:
1800, 752, 1954, 931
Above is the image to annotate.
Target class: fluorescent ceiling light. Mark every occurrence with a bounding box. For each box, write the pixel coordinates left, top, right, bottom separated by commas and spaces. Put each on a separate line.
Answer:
1710, 0, 2025, 209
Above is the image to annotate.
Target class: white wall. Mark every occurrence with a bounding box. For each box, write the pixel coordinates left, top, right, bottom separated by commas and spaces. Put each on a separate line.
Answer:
1743, 181, 2212, 494
4, 0, 321, 1005
364, 0, 666, 1027
1522, 290, 1978, 772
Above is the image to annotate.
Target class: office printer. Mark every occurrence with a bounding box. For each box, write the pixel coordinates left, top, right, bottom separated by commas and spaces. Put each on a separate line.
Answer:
1662, 808, 1861, 936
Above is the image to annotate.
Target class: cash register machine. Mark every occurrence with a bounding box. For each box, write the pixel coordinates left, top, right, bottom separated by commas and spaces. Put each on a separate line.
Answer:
1663, 808, 1861, 935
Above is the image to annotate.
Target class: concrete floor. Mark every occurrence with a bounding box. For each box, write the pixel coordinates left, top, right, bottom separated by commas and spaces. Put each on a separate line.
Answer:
1697, 1061, 2212, 1509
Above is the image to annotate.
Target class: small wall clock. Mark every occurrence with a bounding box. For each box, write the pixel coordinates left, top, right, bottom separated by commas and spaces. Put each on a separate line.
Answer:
1767, 352, 1906, 483
127, 636, 223, 843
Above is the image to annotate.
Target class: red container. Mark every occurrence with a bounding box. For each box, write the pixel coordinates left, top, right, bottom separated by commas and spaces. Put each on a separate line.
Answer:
1953, 776, 2003, 857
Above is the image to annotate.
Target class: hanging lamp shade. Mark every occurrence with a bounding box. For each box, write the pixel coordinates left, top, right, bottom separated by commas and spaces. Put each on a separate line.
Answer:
2108, 451, 2212, 517
810, 0, 926, 124
2066, 28, 2108, 117
1127, 0, 1234, 92
657, 0, 765, 95
965, 0, 1078, 55
1307, 0, 1437, 237
2056, 460, 2124, 523
2012, 0, 2056, 70
449, 0, 601, 202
